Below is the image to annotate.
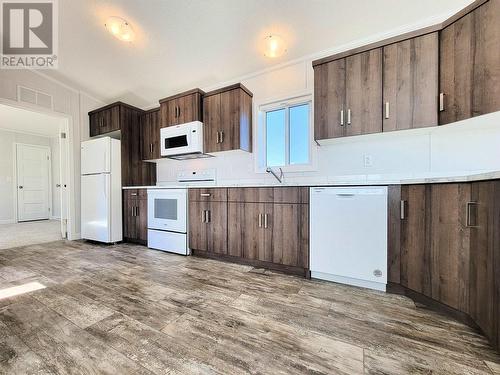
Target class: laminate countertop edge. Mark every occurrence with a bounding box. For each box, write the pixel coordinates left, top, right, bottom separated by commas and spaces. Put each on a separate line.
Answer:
122, 170, 500, 189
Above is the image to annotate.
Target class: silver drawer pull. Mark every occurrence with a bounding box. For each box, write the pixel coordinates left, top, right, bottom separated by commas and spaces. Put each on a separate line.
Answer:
439, 93, 445, 112
466, 201, 477, 228
400, 200, 406, 220
347, 109, 351, 125
200, 193, 211, 197
264, 213, 269, 229
258, 213, 263, 228
130, 193, 138, 196
340, 110, 344, 126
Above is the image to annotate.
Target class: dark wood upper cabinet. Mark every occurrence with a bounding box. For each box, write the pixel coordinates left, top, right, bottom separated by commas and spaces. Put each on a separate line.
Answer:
345, 48, 383, 137
439, 0, 500, 125
159, 89, 204, 127
313, 49, 382, 139
313, 59, 346, 140
88, 102, 156, 187
203, 84, 253, 153
89, 103, 121, 137
141, 108, 161, 160
383, 33, 439, 131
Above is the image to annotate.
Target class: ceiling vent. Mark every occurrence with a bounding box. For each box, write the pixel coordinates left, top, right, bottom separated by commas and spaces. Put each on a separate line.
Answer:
17, 85, 53, 110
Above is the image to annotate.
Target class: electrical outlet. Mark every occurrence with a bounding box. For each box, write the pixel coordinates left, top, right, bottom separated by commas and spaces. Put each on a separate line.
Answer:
363, 154, 373, 168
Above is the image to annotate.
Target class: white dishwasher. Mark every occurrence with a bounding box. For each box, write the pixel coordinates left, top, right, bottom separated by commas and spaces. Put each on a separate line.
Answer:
310, 186, 388, 291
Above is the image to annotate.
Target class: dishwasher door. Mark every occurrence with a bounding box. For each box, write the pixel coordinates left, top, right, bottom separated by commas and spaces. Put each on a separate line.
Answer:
310, 186, 388, 291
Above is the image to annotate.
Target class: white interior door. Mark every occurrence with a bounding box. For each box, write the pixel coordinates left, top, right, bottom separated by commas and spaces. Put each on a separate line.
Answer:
16, 144, 51, 222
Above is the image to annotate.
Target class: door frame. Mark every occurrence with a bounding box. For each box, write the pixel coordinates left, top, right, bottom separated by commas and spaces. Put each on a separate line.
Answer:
14, 143, 52, 222
0, 97, 75, 240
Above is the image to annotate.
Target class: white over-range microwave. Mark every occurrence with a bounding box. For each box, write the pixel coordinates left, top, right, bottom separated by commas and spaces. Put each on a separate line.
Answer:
160, 121, 210, 160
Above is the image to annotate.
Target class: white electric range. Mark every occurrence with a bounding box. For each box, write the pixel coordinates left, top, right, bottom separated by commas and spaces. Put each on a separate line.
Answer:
147, 169, 215, 255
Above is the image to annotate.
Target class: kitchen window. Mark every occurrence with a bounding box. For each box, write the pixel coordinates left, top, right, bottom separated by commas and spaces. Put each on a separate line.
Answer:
259, 95, 313, 171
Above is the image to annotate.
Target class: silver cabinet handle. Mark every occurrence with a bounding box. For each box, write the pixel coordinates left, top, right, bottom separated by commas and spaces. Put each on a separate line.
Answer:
130, 192, 137, 196
466, 201, 477, 228
258, 213, 263, 228
205, 210, 211, 223
385, 102, 390, 119
264, 213, 268, 229
439, 93, 445, 112
136, 206, 139, 217
150, 144, 153, 153
400, 200, 406, 220
200, 193, 211, 197
201, 210, 206, 223
220, 131, 224, 143
216, 131, 220, 144
340, 110, 344, 126
347, 109, 351, 125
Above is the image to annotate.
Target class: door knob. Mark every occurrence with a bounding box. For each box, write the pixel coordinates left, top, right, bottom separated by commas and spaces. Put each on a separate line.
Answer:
56, 184, 61, 188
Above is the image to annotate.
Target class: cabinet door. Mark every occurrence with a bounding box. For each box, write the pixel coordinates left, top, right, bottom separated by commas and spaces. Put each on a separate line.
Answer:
136, 198, 148, 242
272, 203, 308, 268
400, 185, 432, 296
345, 49, 383, 136
228, 202, 269, 260
439, 0, 500, 125
218, 89, 238, 152
383, 33, 438, 132
142, 110, 160, 160
206, 201, 228, 255
189, 201, 208, 252
89, 112, 100, 137
469, 181, 500, 344
313, 59, 346, 140
123, 198, 137, 239
439, 12, 474, 125
160, 99, 179, 127
203, 93, 221, 153
429, 183, 471, 312
178, 93, 202, 124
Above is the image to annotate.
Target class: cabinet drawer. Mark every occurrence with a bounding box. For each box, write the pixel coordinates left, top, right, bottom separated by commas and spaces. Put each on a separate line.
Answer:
189, 188, 227, 202
124, 189, 147, 200
228, 187, 309, 204
273, 187, 309, 204
228, 187, 274, 203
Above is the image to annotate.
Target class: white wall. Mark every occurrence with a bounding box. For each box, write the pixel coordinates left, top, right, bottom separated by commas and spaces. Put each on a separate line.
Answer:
156, 60, 500, 185
0, 129, 60, 223
0, 69, 104, 237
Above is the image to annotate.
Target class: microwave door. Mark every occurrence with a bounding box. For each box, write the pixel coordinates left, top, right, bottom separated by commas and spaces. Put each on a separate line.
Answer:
164, 134, 188, 151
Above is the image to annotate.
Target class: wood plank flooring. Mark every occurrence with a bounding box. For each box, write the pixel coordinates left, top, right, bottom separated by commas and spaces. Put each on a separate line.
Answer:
0, 240, 499, 374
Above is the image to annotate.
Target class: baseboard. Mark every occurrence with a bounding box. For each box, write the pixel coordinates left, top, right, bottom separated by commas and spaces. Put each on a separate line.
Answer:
68, 232, 81, 241
0, 219, 15, 224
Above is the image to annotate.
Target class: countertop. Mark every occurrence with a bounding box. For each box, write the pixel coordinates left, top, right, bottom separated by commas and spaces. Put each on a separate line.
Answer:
122, 170, 500, 189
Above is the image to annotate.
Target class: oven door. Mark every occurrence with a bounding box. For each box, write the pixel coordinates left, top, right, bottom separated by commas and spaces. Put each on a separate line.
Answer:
147, 189, 187, 233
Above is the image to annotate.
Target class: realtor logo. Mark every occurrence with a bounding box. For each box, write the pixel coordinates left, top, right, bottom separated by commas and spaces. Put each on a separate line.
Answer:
1, 0, 58, 69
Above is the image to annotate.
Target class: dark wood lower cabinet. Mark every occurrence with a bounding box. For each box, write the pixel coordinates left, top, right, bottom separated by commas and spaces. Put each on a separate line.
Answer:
123, 190, 147, 244
190, 187, 309, 277
188, 200, 227, 255
394, 180, 500, 352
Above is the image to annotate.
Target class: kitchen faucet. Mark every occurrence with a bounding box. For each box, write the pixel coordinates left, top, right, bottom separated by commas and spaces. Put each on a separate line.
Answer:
266, 167, 283, 184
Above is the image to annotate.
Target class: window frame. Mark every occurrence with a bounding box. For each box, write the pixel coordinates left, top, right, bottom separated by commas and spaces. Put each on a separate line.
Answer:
256, 93, 316, 173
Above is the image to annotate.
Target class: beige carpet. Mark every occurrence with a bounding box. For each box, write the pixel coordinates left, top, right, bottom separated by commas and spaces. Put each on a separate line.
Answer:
0, 220, 61, 249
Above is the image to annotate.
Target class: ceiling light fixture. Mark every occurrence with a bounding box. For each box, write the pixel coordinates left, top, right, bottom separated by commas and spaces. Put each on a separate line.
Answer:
105, 16, 135, 42
263, 34, 287, 58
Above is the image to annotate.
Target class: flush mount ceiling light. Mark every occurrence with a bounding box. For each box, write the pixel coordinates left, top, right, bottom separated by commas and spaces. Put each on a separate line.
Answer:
263, 34, 287, 58
105, 16, 135, 42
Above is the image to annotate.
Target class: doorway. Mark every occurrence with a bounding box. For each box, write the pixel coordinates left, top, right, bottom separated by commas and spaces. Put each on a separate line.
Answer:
0, 102, 73, 248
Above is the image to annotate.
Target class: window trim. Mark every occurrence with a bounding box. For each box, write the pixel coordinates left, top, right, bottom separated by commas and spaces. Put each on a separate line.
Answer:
255, 93, 317, 174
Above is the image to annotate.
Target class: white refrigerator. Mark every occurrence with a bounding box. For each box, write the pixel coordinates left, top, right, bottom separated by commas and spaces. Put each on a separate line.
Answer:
81, 137, 122, 243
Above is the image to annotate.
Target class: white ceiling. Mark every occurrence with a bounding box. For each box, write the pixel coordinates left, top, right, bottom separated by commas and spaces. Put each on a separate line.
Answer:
47, 0, 473, 108
0, 105, 62, 137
